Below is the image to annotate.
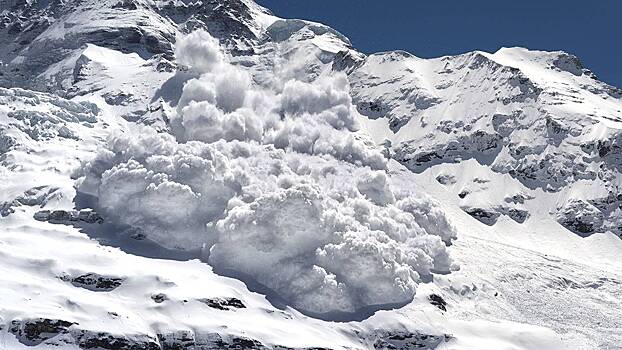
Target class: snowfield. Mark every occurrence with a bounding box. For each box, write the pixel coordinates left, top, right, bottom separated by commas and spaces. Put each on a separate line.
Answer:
0, 0, 621, 349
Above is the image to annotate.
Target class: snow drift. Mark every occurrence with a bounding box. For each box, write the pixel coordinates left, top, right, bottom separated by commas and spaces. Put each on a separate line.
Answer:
77, 30, 456, 317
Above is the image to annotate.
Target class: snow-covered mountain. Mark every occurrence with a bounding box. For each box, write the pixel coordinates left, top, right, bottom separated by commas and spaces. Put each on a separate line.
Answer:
1, 0, 621, 349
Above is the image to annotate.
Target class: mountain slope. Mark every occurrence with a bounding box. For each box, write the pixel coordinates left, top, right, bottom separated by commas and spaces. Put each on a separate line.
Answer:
1, 1, 621, 349
348, 47, 622, 236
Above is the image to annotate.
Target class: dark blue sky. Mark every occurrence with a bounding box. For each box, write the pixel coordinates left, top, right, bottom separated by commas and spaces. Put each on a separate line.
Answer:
256, 0, 621, 88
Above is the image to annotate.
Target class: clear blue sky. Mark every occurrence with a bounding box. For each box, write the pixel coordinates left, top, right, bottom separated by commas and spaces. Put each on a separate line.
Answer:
256, 0, 621, 88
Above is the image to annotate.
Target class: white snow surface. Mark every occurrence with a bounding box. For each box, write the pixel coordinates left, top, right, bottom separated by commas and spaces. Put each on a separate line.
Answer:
0, 0, 621, 349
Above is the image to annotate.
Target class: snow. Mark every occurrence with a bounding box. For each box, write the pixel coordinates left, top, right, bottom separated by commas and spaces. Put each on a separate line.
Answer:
175, 30, 225, 74
69, 31, 459, 318
1, 0, 621, 348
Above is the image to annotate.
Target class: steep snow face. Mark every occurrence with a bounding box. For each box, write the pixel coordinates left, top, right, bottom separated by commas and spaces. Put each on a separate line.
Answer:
0, 0, 277, 92
1, 0, 622, 348
347, 47, 622, 237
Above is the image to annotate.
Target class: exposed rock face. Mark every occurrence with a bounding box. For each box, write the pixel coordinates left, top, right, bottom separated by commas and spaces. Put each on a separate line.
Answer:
436, 174, 457, 185
556, 199, 605, 236
34, 209, 104, 224
462, 206, 502, 226
370, 331, 449, 350
461, 205, 530, 225
76, 331, 161, 350
199, 297, 246, 310
506, 208, 530, 223
63, 273, 124, 292
394, 131, 503, 172
428, 294, 447, 312
0, 129, 16, 154
6, 318, 446, 350
10, 318, 75, 346
0, 185, 60, 216
344, 45, 622, 236
0, 0, 273, 93
0, 87, 99, 145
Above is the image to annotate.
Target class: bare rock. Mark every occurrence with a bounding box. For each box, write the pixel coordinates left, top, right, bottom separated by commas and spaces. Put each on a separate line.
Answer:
34, 208, 104, 224
198, 297, 246, 311
62, 273, 123, 292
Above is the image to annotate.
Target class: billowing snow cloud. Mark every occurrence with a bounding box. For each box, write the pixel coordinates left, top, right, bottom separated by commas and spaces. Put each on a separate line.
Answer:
175, 29, 225, 73
78, 30, 457, 317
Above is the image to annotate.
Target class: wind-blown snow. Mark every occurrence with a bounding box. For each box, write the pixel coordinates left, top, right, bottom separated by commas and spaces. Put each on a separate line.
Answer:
77, 30, 456, 316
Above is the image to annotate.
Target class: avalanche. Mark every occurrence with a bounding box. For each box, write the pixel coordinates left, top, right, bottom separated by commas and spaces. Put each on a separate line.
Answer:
77, 30, 456, 317
1, 0, 622, 348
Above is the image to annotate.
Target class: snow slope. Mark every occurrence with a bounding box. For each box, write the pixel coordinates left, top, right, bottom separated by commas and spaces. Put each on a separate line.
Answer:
1, 0, 621, 349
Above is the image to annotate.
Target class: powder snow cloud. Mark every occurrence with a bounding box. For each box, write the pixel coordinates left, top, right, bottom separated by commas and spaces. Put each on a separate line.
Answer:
77, 30, 457, 317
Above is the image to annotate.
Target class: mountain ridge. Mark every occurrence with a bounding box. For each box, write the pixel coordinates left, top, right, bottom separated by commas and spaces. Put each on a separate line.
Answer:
0, 1, 621, 349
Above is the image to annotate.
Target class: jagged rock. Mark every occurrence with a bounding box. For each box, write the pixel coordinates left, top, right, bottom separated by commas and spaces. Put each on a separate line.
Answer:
76, 331, 160, 350
0, 88, 98, 142
0, 186, 60, 217
436, 174, 457, 185
57, 125, 80, 139
0, 0, 274, 92
504, 193, 534, 204
199, 297, 246, 310
0, 129, 16, 154
356, 101, 390, 120
462, 206, 501, 226
8, 319, 449, 350
103, 91, 136, 106
157, 331, 196, 350
505, 208, 530, 223
428, 294, 447, 311
152, 55, 177, 72
462, 205, 529, 225
214, 335, 264, 349
17, 186, 60, 206
63, 273, 123, 292
10, 318, 75, 346
160, 332, 266, 350
151, 293, 168, 303
491, 111, 521, 137
458, 190, 470, 199
545, 116, 568, 139
557, 199, 605, 236
0, 200, 17, 217
394, 131, 503, 173
34, 209, 104, 224
331, 50, 365, 73
552, 53, 585, 76
370, 331, 449, 350
76, 210, 104, 224
157, 331, 336, 350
